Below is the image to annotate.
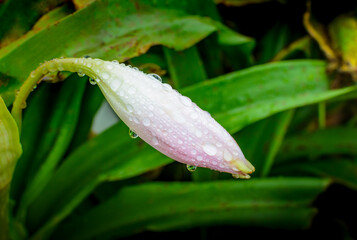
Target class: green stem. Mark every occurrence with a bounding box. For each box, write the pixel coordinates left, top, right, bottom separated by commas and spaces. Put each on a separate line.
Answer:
11, 58, 100, 130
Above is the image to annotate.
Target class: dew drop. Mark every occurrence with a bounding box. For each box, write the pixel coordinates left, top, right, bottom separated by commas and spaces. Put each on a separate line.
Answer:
126, 104, 134, 113
89, 78, 96, 85
129, 129, 138, 139
148, 73, 162, 82
180, 96, 192, 107
191, 150, 197, 155
77, 71, 85, 77
20, 101, 27, 109
163, 83, 172, 91
110, 81, 120, 91
202, 144, 217, 156
223, 150, 233, 162
102, 73, 110, 80
173, 112, 186, 124
195, 130, 202, 138
143, 118, 151, 126
186, 165, 197, 172
152, 137, 159, 145
196, 156, 203, 161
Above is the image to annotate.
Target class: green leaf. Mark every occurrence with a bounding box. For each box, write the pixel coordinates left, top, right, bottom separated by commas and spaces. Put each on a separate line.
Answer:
10, 83, 52, 202
273, 159, 357, 190
16, 75, 87, 221
272, 36, 315, 61
258, 23, 294, 63
0, 96, 22, 240
0, 0, 67, 44
0, 0, 218, 105
0, 0, 255, 106
52, 178, 329, 240
236, 110, 294, 177
277, 127, 357, 162
328, 15, 357, 78
0, 96, 22, 189
163, 46, 207, 88
26, 123, 172, 234
185, 60, 357, 133
68, 84, 104, 151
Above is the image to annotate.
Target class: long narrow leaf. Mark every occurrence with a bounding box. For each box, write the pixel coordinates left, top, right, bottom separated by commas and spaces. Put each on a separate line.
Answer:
52, 178, 329, 240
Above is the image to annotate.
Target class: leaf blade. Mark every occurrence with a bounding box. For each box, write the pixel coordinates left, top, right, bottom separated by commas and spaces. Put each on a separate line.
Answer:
52, 178, 329, 240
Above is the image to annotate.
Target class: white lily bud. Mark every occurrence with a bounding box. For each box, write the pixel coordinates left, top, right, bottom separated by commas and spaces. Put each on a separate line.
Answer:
84, 59, 255, 178
28, 58, 254, 178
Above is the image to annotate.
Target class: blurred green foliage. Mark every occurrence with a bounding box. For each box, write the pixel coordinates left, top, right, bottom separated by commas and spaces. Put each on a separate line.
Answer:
1, 0, 357, 239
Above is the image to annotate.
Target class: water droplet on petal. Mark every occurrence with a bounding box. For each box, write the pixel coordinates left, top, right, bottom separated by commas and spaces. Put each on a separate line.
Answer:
126, 104, 134, 113
102, 73, 110, 80
163, 83, 172, 91
180, 96, 192, 107
129, 129, 138, 139
148, 73, 162, 82
173, 112, 186, 123
143, 118, 150, 126
110, 80, 120, 90
224, 150, 233, 161
89, 78, 96, 85
196, 156, 203, 161
77, 71, 85, 77
203, 144, 217, 156
186, 165, 197, 172
152, 137, 159, 145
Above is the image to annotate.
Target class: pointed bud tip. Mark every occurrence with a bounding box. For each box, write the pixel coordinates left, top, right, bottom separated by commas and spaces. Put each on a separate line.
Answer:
231, 159, 255, 175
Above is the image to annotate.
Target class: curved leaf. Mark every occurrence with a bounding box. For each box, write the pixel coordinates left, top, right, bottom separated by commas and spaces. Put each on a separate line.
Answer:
52, 178, 329, 240
0, 96, 22, 240
277, 127, 357, 161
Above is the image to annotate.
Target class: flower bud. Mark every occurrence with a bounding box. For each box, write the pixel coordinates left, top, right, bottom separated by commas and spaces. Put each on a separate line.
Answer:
86, 59, 255, 178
